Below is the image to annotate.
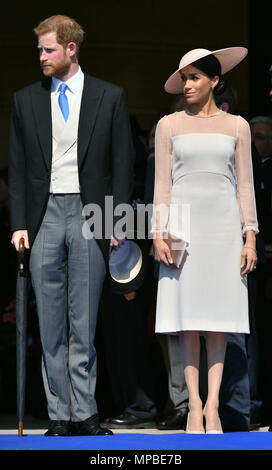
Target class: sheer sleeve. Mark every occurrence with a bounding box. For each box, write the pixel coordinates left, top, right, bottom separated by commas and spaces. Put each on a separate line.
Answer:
235, 115, 259, 235
151, 116, 173, 234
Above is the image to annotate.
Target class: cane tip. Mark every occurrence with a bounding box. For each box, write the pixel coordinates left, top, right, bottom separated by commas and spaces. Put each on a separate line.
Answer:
18, 421, 23, 437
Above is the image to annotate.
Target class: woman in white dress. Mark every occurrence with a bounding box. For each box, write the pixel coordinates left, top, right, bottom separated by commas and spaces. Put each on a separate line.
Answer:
152, 48, 258, 433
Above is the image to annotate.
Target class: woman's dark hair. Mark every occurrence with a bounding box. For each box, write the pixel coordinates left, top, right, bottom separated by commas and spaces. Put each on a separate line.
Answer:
191, 54, 226, 95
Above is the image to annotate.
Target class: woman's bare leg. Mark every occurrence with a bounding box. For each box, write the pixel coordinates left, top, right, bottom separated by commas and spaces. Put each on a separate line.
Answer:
180, 331, 204, 432
204, 331, 227, 432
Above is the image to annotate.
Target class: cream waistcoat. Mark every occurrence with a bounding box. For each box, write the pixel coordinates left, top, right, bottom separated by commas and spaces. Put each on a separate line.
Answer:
49, 79, 84, 193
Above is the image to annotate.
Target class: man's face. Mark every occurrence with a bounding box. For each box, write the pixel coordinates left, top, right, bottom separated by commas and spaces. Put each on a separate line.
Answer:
38, 31, 71, 78
251, 122, 272, 159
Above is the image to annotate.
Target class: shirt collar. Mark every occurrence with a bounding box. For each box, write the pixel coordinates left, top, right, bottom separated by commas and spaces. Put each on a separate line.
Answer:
52, 66, 84, 94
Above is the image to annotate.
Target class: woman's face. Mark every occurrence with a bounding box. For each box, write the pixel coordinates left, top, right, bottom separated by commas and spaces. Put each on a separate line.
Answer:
179, 65, 219, 105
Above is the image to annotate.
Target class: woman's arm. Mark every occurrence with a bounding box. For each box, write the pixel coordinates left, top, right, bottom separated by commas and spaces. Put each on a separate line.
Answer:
152, 116, 174, 265
235, 116, 258, 274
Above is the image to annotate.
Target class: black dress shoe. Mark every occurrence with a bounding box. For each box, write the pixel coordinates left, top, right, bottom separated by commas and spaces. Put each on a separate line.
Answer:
249, 416, 261, 431
44, 420, 71, 436
222, 424, 249, 432
157, 409, 188, 430
107, 412, 155, 429
71, 414, 113, 436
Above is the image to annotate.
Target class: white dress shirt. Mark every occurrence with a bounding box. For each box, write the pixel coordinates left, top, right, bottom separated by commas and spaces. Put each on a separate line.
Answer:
51, 66, 84, 112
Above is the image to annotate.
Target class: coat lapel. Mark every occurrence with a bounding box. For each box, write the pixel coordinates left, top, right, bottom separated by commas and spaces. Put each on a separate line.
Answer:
77, 73, 105, 171
30, 74, 104, 173
31, 79, 52, 172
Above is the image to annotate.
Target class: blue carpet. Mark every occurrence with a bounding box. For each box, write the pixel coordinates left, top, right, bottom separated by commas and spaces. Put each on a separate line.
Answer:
0, 432, 272, 450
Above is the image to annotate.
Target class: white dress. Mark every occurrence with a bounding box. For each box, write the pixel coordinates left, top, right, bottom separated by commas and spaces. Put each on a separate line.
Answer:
153, 109, 259, 334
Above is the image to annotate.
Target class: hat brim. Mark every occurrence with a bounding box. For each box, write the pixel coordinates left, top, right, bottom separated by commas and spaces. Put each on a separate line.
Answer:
164, 47, 248, 94
109, 238, 149, 295
110, 251, 142, 283
110, 260, 146, 294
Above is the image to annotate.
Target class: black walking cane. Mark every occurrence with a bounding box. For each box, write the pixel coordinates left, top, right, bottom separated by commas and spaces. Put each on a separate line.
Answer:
16, 238, 28, 436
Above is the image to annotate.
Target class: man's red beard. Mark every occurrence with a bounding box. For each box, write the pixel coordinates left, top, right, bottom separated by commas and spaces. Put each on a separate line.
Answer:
40, 55, 70, 78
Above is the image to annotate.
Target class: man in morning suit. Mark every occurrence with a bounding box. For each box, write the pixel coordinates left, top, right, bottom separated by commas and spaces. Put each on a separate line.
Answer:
8, 15, 135, 436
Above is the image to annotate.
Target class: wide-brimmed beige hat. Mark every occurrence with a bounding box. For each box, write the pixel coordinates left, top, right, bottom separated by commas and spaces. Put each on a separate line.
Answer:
164, 47, 248, 94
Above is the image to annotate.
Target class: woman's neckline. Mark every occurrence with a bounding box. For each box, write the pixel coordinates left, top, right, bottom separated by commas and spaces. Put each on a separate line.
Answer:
184, 108, 222, 118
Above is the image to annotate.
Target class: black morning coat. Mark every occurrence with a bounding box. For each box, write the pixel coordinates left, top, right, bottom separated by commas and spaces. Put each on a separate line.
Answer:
8, 72, 135, 262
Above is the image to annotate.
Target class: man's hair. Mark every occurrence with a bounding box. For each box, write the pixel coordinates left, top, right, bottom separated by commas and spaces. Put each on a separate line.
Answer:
34, 15, 84, 53
249, 116, 272, 132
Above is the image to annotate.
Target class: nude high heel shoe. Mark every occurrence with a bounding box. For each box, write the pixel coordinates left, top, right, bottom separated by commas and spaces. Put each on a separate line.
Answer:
203, 405, 223, 434
186, 410, 205, 434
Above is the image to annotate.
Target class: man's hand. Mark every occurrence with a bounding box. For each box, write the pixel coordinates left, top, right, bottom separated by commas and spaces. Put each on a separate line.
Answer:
124, 292, 136, 301
11, 230, 29, 251
110, 233, 126, 252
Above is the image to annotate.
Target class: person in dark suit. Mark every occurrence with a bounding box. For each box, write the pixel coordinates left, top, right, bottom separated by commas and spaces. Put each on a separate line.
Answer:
250, 114, 272, 429
8, 14, 135, 437
249, 116, 272, 244
95, 121, 168, 429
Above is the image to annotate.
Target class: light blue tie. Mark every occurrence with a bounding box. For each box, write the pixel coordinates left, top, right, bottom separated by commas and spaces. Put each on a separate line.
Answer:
58, 83, 69, 121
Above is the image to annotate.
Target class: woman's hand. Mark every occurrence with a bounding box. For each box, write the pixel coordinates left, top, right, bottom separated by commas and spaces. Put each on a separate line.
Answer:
153, 234, 173, 266
240, 230, 257, 275
240, 245, 257, 275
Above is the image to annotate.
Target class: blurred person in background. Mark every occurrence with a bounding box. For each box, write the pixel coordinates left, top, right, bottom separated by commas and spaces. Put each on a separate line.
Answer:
0, 168, 17, 314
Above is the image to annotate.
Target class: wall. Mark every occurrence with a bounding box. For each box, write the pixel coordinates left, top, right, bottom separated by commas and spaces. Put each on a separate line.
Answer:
0, 0, 249, 168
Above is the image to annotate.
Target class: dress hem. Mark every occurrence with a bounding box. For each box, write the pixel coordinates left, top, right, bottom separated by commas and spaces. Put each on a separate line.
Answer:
155, 327, 250, 335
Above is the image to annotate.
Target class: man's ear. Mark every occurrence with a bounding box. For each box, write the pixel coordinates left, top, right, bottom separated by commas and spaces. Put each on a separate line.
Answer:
67, 41, 77, 58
